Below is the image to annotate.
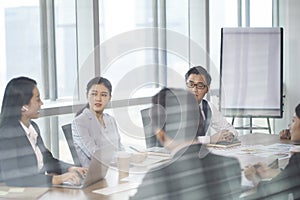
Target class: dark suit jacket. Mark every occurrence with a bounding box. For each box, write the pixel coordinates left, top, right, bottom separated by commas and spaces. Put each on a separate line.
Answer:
130, 144, 242, 200
0, 121, 72, 187
247, 153, 300, 200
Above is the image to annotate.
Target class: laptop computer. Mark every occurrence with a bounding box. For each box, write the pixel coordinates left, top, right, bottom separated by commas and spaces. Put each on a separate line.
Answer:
140, 107, 170, 155
54, 146, 115, 189
140, 107, 162, 148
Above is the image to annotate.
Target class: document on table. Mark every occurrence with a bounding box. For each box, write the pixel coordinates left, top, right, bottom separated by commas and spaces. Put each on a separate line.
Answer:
0, 186, 48, 199
209, 143, 293, 158
131, 154, 171, 168
93, 182, 140, 195
208, 143, 294, 171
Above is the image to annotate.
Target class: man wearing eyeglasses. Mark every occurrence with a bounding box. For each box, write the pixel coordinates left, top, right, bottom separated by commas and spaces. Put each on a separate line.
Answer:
185, 66, 238, 144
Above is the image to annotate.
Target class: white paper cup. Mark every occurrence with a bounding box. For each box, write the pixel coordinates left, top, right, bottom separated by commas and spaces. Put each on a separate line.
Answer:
117, 151, 131, 179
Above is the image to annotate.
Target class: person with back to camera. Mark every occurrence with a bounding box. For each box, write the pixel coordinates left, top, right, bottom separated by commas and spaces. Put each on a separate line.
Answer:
130, 88, 242, 200
72, 77, 123, 167
0, 77, 87, 187
185, 66, 238, 144
244, 103, 300, 199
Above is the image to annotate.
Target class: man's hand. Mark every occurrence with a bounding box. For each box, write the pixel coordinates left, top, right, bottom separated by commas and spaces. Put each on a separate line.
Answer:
211, 130, 234, 143
279, 129, 291, 139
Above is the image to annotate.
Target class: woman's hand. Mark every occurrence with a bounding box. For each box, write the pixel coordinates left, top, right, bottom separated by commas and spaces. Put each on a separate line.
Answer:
52, 172, 81, 185
244, 165, 261, 186
244, 162, 281, 187
253, 162, 270, 178
68, 166, 88, 178
254, 162, 280, 179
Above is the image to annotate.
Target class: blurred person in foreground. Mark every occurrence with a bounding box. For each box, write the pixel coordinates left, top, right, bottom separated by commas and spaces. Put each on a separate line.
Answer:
244, 103, 300, 199
0, 77, 87, 187
130, 88, 242, 200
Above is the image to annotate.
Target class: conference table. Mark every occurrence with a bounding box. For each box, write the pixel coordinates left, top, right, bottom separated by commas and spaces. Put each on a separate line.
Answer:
40, 173, 137, 200
227, 132, 294, 169
0, 133, 295, 200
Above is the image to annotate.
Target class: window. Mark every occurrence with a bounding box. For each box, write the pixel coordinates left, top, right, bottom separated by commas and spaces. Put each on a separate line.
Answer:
0, 1, 42, 101
96, 0, 199, 146
99, 0, 158, 101
0, 0, 281, 159
166, 0, 190, 87
98, 0, 159, 147
54, 0, 78, 99
209, 0, 238, 92
250, 0, 273, 27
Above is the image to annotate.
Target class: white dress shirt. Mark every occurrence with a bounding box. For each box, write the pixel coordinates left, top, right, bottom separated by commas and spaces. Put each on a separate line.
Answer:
20, 122, 44, 170
198, 100, 238, 144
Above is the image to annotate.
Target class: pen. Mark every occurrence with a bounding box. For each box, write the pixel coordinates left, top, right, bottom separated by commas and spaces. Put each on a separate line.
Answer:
129, 146, 142, 153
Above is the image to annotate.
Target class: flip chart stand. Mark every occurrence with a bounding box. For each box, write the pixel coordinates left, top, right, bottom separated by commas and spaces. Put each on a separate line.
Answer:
231, 116, 272, 134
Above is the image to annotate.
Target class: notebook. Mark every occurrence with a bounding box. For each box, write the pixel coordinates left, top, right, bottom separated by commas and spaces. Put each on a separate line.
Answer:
206, 139, 242, 148
53, 146, 115, 189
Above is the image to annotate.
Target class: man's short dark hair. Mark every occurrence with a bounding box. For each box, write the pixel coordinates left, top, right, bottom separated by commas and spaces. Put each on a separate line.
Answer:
150, 88, 202, 142
185, 66, 212, 86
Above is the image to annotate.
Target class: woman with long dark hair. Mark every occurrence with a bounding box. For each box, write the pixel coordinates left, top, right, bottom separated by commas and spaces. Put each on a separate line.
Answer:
0, 77, 87, 187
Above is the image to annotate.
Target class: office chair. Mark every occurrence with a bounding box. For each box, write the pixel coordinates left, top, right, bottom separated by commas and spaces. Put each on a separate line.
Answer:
61, 123, 81, 166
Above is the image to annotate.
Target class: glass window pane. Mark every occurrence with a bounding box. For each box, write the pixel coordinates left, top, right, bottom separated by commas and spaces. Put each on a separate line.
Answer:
99, 0, 153, 42
166, 0, 188, 36
0, 1, 42, 104
54, 0, 78, 99
98, 0, 159, 147
166, 0, 189, 87
250, 0, 272, 27
99, 0, 156, 101
209, 0, 238, 90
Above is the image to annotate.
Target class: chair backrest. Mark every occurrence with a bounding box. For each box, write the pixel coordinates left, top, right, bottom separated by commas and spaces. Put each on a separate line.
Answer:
61, 123, 81, 166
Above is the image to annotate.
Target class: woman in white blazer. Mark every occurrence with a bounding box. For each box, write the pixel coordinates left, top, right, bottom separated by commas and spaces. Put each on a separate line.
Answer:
72, 77, 122, 167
